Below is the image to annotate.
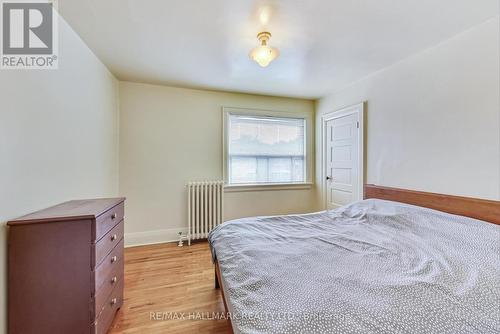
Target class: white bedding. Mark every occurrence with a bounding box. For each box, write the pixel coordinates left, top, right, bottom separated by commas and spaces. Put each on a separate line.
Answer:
209, 199, 500, 334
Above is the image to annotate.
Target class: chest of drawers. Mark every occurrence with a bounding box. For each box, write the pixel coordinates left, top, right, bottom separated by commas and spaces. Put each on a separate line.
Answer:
7, 198, 126, 334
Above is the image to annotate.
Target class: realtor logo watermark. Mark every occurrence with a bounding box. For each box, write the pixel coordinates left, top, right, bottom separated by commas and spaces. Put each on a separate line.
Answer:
1, 0, 58, 69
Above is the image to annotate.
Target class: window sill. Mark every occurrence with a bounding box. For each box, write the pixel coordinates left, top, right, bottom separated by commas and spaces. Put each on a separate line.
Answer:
224, 182, 313, 192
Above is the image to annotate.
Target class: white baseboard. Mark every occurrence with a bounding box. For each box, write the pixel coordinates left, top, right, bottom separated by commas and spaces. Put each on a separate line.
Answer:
124, 227, 188, 247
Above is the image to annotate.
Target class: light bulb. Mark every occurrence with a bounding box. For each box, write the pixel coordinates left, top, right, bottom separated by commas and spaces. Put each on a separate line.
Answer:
250, 45, 279, 67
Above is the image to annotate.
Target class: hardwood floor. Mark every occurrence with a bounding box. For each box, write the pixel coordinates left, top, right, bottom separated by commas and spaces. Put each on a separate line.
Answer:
109, 241, 232, 334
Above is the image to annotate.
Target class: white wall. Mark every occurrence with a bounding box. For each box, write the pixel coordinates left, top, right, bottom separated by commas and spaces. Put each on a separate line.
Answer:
119, 82, 317, 246
316, 17, 500, 206
0, 16, 120, 333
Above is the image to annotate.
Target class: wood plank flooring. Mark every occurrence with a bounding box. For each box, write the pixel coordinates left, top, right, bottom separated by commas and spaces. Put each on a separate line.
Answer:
109, 241, 232, 334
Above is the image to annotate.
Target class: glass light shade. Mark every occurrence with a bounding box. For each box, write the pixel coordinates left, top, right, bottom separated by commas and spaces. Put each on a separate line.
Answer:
249, 45, 279, 67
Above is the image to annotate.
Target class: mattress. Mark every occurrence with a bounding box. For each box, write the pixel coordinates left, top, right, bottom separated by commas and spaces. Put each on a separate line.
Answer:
208, 199, 500, 334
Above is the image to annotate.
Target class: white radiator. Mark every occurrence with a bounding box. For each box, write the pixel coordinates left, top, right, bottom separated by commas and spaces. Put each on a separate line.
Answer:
187, 181, 224, 244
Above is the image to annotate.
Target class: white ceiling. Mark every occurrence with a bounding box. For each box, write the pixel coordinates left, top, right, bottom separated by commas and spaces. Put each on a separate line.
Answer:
58, 0, 498, 99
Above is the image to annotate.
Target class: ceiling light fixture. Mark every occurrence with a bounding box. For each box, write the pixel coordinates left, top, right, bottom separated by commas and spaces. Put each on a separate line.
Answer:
249, 32, 279, 67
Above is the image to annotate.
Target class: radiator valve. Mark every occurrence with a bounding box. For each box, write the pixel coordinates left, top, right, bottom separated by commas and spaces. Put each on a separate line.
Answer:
178, 232, 187, 247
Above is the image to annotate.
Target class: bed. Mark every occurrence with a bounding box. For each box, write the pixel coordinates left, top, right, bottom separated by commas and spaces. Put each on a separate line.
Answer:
208, 185, 500, 334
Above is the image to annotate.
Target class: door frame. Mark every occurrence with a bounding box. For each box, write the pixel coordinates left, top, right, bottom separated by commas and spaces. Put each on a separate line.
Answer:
321, 102, 365, 209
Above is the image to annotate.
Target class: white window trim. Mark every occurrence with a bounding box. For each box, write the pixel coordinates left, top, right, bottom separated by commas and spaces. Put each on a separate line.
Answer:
222, 106, 313, 192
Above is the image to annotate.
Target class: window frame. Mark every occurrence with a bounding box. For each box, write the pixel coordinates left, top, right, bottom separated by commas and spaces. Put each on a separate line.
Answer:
222, 107, 313, 192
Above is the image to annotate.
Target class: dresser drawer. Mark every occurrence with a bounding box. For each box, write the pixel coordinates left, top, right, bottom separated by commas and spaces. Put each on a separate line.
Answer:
93, 220, 124, 268
92, 278, 123, 334
93, 239, 124, 293
94, 202, 124, 241
92, 256, 124, 320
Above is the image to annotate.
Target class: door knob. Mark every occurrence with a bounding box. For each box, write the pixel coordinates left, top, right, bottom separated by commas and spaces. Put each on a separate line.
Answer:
326, 176, 332, 181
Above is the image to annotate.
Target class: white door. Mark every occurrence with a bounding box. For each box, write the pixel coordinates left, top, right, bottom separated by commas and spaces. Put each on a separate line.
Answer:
324, 105, 363, 209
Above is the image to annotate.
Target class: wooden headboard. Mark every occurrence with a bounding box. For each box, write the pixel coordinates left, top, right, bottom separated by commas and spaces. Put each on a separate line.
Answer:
364, 184, 500, 225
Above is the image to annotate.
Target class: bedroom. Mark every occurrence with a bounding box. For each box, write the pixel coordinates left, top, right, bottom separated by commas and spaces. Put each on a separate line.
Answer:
1, 0, 499, 333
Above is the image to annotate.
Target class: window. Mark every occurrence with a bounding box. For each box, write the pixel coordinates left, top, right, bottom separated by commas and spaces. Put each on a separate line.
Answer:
224, 108, 311, 188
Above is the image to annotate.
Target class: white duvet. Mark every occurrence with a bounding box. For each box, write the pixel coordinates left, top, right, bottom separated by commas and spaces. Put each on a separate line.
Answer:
209, 199, 500, 334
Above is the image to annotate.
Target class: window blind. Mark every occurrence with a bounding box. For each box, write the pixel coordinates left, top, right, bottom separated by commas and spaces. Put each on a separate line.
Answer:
228, 114, 306, 184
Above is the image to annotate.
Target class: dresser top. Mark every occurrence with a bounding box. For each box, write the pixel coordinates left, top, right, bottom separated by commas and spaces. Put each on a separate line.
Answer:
8, 198, 125, 226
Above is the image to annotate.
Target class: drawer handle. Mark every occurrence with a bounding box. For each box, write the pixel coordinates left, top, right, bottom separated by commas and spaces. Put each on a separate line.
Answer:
111, 234, 117, 241
111, 213, 117, 220
110, 298, 117, 305
111, 276, 117, 284
111, 255, 117, 263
